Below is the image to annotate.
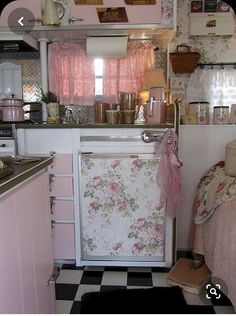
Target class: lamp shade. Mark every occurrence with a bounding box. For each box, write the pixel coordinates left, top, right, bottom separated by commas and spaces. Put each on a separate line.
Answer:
43, 0, 60, 26
143, 70, 167, 90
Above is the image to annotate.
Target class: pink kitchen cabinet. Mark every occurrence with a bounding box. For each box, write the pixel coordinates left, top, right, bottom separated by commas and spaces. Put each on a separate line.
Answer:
49, 175, 73, 197
52, 223, 76, 260
29, 171, 56, 313
49, 153, 73, 174
49, 153, 76, 262
0, 196, 23, 313
0, 170, 55, 314
69, 0, 162, 25
51, 199, 74, 221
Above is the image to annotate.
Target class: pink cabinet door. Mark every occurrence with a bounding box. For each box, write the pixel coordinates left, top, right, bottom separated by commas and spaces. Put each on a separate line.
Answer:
51, 199, 74, 221
52, 223, 75, 260
49, 153, 73, 174
14, 185, 38, 313
29, 172, 55, 314
0, 0, 41, 26
0, 170, 55, 314
0, 196, 23, 313
49, 175, 73, 197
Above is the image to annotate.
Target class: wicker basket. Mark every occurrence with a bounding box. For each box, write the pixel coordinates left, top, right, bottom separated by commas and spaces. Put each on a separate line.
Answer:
170, 45, 201, 74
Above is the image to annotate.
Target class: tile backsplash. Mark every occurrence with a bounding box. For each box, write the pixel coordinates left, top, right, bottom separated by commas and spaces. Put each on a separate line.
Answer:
61, 104, 95, 123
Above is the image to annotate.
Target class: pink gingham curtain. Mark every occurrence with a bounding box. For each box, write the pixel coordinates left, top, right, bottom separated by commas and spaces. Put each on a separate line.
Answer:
102, 41, 155, 103
48, 41, 155, 105
48, 42, 95, 105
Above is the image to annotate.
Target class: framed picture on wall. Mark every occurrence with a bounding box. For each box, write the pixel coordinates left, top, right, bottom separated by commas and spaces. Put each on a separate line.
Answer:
97, 7, 128, 22
191, 1, 203, 12
204, 0, 217, 12
218, 1, 230, 12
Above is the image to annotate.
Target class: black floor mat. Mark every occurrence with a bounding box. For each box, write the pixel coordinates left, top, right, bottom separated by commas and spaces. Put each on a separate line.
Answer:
80, 286, 215, 314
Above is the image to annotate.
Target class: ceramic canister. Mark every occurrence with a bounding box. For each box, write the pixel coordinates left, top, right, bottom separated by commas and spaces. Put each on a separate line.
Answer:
2, 97, 24, 121
2, 106, 24, 122
188, 102, 209, 125
94, 102, 109, 123
230, 104, 236, 124
213, 106, 230, 125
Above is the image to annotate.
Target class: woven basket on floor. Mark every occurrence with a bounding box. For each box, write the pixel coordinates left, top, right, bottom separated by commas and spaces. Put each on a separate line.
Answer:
170, 45, 201, 74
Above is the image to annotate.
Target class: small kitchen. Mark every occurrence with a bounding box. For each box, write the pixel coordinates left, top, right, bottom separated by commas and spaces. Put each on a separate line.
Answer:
1, 0, 236, 314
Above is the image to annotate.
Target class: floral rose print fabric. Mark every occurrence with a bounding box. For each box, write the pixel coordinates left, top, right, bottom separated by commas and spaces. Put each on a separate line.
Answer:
80, 154, 165, 259
194, 161, 236, 224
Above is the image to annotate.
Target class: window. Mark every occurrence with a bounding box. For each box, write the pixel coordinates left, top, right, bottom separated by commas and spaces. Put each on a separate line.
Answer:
49, 42, 155, 105
94, 58, 103, 97
186, 67, 236, 123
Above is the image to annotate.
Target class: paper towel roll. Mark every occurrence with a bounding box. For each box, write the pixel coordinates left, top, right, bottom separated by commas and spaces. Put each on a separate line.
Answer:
86, 36, 128, 58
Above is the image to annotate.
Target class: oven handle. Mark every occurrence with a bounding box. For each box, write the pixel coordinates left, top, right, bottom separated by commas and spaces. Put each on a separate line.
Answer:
142, 130, 167, 143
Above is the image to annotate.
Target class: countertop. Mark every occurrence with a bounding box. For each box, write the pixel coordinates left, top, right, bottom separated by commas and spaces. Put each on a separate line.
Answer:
0, 156, 53, 196
0, 122, 174, 129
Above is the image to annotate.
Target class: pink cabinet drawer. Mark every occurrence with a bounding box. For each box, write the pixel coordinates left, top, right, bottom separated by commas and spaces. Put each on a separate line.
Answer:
52, 223, 75, 260
49, 154, 73, 174
49, 176, 73, 197
51, 200, 74, 221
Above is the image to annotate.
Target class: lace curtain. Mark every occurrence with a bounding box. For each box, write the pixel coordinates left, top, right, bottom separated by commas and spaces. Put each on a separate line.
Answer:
186, 67, 236, 119
48, 41, 155, 105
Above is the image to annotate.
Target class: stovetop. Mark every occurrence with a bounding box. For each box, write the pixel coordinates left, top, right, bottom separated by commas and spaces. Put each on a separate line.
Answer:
0, 120, 38, 139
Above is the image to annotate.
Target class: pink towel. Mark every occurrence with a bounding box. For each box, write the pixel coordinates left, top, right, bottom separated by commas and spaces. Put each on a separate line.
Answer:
155, 129, 183, 219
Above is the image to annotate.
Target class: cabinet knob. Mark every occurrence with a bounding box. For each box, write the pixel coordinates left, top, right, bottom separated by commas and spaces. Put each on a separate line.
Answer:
142, 130, 166, 143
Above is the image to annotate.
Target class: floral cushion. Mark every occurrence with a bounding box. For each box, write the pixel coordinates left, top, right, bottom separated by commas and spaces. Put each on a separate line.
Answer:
194, 161, 236, 224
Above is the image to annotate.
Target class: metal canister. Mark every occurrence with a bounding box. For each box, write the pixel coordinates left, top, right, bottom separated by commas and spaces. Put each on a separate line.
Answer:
188, 102, 209, 125
213, 106, 229, 125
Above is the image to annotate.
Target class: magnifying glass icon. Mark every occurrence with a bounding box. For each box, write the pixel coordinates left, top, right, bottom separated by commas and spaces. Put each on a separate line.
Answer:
210, 287, 217, 296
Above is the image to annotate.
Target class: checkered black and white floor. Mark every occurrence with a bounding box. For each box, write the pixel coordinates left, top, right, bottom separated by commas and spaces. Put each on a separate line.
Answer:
55, 264, 235, 314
